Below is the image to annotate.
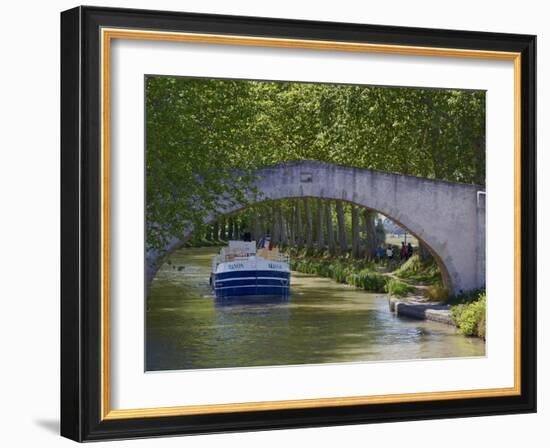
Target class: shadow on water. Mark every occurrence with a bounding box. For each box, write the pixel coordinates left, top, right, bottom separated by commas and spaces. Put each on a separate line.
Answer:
146, 247, 485, 371
215, 295, 289, 307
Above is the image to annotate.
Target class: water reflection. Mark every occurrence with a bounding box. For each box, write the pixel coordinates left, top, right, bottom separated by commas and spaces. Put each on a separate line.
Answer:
146, 247, 485, 371
215, 295, 290, 307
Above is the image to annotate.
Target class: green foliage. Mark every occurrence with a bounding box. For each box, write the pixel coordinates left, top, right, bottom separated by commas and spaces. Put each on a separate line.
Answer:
291, 258, 348, 283
347, 270, 388, 292
182, 239, 220, 248
146, 77, 486, 252
426, 285, 450, 302
451, 292, 486, 338
444, 288, 485, 306
393, 254, 442, 285
146, 77, 262, 251
384, 279, 416, 297
290, 255, 387, 293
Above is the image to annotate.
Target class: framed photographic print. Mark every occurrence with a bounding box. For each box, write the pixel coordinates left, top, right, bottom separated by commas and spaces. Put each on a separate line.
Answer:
60, 6, 536, 442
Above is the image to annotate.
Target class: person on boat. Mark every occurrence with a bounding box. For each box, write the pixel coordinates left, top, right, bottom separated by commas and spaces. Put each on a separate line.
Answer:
259, 234, 272, 250
257, 235, 266, 249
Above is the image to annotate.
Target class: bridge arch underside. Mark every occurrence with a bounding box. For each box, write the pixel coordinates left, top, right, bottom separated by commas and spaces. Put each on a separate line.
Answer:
146, 161, 485, 295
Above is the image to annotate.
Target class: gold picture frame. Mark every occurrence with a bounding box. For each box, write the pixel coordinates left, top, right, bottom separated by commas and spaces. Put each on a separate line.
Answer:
61, 6, 536, 441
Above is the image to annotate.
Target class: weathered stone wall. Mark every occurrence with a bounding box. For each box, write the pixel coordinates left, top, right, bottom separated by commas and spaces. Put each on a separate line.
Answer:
147, 160, 485, 294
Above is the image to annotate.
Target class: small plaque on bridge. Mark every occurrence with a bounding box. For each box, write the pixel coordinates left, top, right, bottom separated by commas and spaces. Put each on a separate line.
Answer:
300, 172, 313, 183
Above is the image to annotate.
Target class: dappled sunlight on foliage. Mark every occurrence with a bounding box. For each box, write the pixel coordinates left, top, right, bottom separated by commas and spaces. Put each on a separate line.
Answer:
450, 292, 486, 338
394, 254, 442, 285
146, 77, 485, 252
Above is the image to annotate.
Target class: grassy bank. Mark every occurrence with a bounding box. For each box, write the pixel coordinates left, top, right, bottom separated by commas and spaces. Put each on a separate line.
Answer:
287, 249, 389, 293
287, 250, 447, 298
181, 238, 222, 248
393, 254, 450, 301
385, 278, 416, 297
393, 254, 442, 285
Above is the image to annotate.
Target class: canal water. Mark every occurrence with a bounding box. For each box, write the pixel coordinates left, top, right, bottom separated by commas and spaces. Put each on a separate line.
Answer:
146, 247, 485, 371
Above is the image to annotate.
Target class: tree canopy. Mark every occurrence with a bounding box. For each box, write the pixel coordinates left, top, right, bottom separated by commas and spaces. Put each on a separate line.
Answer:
146, 76, 485, 251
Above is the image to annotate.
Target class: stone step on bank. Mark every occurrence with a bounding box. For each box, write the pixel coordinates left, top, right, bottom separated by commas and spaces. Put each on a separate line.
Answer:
388, 296, 454, 326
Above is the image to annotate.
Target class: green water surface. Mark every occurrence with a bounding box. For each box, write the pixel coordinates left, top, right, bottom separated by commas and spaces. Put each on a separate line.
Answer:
146, 247, 485, 371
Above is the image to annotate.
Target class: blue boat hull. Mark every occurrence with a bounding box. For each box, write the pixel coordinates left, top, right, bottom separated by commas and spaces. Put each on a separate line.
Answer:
213, 270, 290, 300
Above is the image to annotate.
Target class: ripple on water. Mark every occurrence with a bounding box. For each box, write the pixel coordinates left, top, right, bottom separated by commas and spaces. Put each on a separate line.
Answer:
146, 247, 485, 371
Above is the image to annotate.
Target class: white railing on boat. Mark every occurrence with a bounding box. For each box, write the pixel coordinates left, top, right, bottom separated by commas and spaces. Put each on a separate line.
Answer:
256, 248, 290, 263
211, 246, 290, 272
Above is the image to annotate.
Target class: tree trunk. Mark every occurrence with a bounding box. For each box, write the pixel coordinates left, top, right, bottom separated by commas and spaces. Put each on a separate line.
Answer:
351, 205, 360, 259
272, 204, 280, 245
317, 199, 325, 251
232, 219, 239, 240
280, 212, 288, 247
252, 212, 260, 242
304, 198, 314, 252
213, 221, 219, 242
267, 208, 273, 240
335, 200, 347, 254
296, 200, 304, 249
364, 209, 377, 260
227, 217, 234, 240
219, 218, 226, 241
288, 205, 295, 247
326, 201, 336, 255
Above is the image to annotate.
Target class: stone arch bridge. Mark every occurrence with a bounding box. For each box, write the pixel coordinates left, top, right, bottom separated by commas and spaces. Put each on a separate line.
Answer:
147, 160, 485, 294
